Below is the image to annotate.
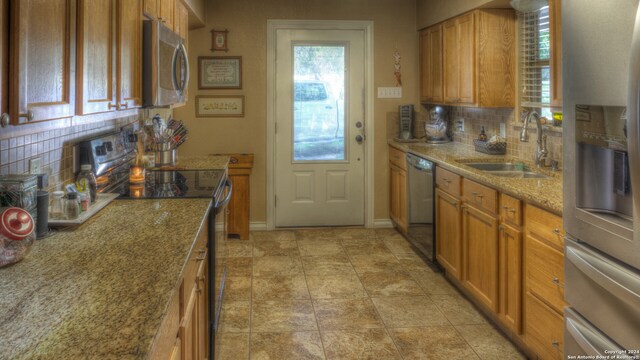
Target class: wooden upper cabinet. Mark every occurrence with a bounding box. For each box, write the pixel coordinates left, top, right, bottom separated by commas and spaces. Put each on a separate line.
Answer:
144, 0, 159, 19
174, 0, 189, 42
10, 0, 76, 124
428, 9, 515, 108
0, 0, 7, 122
420, 25, 443, 103
549, 0, 562, 108
77, 0, 116, 115
159, 0, 175, 30
116, 0, 142, 110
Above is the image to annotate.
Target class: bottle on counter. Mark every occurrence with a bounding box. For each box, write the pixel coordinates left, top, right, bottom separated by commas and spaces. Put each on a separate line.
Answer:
76, 164, 98, 204
65, 192, 80, 220
79, 192, 89, 212
479, 126, 488, 141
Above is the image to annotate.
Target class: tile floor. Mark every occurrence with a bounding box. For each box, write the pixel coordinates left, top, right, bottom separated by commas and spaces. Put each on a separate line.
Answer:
216, 228, 526, 360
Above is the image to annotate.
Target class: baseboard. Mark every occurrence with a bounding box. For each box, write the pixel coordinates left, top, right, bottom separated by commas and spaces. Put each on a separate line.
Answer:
249, 222, 268, 231
372, 218, 394, 228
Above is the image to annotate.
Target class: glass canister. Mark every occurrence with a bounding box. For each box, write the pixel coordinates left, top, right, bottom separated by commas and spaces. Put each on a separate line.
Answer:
0, 207, 36, 267
66, 192, 80, 220
50, 191, 65, 220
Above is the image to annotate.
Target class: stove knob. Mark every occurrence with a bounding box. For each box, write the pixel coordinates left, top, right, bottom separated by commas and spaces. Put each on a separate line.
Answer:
104, 141, 113, 152
95, 145, 107, 156
128, 133, 138, 143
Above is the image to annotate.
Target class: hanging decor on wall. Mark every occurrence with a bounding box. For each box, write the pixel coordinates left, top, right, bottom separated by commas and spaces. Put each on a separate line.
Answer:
198, 56, 242, 89
393, 49, 402, 86
211, 29, 229, 52
196, 95, 245, 117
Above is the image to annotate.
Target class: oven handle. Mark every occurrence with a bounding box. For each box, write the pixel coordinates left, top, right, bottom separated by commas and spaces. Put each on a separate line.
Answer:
215, 178, 233, 209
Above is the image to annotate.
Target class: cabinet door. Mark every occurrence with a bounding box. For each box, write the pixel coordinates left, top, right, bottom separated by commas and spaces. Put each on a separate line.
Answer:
144, 0, 159, 19
116, 0, 142, 110
10, 0, 76, 124
390, 165, 407, 233
0, 0, 7, 121
549, 0, 562, 108
77, 0, 116, 115
435, 189, 462, 280
419, 29, 429, 102
174, 0, 189, 42
180, 288, 197, 360
499, 223, 522, 334
428, 25, 444, 103
442, 19, 459, 103
457, 12, 475, 105
462, 204, 499, 312
159, 0, 175, 30
196, 256, 209, 360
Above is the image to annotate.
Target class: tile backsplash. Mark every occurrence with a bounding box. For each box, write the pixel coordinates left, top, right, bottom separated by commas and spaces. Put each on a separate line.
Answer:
0, 113, 139, 192
388, 105, 563, 168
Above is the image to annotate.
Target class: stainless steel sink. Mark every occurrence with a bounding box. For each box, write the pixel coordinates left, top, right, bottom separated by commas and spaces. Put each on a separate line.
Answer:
461, 162, 551, 179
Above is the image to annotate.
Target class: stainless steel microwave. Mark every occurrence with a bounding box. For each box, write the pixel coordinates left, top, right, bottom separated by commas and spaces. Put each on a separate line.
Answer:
143, 20, 189, 107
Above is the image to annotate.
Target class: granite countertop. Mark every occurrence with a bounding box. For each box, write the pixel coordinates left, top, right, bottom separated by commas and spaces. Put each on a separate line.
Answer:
389, 141, 563, 214
0, 198, 212, 359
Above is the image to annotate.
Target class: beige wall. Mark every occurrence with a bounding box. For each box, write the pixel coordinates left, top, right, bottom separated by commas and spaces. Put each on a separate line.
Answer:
416, 0, 511, 29
173, 0, 420, 224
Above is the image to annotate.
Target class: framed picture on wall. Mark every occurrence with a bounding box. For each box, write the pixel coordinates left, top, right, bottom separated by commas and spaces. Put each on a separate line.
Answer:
198, 56, 242, 89
211, 29, 229, 51
196, 95, 245, 117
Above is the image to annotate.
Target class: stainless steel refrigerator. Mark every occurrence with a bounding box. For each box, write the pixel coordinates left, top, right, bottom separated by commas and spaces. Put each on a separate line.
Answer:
563, 0, 640, 356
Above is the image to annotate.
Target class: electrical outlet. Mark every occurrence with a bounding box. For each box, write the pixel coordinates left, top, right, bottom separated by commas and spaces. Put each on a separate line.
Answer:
29, 158, 42, 174
456, 118, 465, 132
377, 87, 402, 98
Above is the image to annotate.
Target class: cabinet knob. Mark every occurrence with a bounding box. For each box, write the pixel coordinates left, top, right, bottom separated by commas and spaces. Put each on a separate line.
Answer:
19, 110, 34, 122
552, 277, 560, 284
551, 340, 559, 348
0, 113, 9, 127
553, 228, 561, 235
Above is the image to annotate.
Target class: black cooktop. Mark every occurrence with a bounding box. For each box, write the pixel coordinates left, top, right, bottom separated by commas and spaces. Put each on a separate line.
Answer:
116, 169, 225, 199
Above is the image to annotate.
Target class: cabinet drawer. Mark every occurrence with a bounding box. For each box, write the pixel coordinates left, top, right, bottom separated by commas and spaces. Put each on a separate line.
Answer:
500, 194, 522, 227
389, 146, 407, 171
463, 179, 497, 214
526, 235, 565, 313
525, 292, 564, 360
436, 167, 461, 197
525, 205, 564, 250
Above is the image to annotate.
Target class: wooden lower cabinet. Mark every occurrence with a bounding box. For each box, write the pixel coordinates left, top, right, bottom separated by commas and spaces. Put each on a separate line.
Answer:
462, 203, 499, 312
525, 292, 564, 359
435, 188, 462, 280
498, 223, 522, 334
390, 164, 407, 233
195, 257, 209, 360
224, 154, 254, 240
169, 337, 181, 360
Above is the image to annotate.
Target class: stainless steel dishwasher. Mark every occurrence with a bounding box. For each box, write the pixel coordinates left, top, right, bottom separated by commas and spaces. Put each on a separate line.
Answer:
406, 153, 436, 263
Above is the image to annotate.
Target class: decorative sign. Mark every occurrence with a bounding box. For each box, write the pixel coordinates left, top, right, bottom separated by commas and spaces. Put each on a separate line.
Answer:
196, 95, 245, 117
198, 56, 242, 89
211, 29, 229, 52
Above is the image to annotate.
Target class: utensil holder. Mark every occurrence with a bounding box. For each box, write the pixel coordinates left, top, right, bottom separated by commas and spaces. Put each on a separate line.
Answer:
154, 149, 176, 167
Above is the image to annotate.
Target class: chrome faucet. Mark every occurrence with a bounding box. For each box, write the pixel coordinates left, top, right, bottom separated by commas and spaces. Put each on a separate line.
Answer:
519, 111, 549, 167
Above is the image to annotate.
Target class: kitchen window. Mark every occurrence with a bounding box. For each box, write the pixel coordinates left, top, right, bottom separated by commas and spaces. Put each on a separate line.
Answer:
518, 4, 552, 119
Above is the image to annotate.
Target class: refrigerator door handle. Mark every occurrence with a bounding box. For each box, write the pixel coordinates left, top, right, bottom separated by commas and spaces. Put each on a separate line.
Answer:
566, 243, 640, 308
627, 5, 640, 218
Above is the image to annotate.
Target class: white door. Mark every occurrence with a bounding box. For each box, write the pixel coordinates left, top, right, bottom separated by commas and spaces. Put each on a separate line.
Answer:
275, 29, 365, 227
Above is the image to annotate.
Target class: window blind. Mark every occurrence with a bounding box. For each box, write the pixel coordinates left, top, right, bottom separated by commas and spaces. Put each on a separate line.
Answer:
519, 5, 551, 110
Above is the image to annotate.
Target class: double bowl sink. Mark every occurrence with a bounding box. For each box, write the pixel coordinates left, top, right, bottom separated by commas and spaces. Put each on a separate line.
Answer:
460, 161, 551, 179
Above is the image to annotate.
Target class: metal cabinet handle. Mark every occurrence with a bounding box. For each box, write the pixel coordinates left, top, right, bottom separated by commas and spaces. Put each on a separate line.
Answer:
197, 248, 206, 254
498, 224, 504, 231
196, 256, 206, 261
108, 102, 119, 110
503, 206, 516, 214
472, 192, 484, 199
553, 228, 561, 234
0, 113, 9, 127
551, 340, 559, 348
119, 102, 129, 109
19, 110, 34, 122
443, 178, 451, 183
552, 277, 560, 284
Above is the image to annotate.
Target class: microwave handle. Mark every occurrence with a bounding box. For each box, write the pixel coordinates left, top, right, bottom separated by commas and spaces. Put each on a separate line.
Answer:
178, 42, 190, 94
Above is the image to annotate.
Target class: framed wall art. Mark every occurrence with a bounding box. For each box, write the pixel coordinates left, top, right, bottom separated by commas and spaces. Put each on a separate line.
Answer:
198, 56, 242, 89
196, 95, 245, 117
211, 29, 229, 51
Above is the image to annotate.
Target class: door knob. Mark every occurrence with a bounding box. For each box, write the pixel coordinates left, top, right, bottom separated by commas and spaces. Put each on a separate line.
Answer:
355, 135, 364, 143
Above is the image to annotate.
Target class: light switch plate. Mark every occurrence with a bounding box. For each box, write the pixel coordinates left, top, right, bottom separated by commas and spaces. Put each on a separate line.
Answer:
29, 158, 42, 174
377, 87, 402, 98
456, 118, 465, 132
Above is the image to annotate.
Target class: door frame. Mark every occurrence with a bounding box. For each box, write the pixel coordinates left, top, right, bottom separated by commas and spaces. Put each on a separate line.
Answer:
266, 19, 374, 230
